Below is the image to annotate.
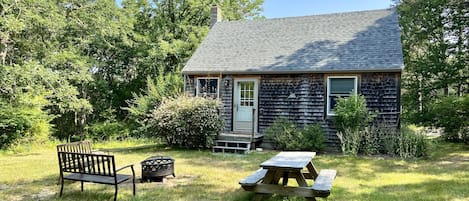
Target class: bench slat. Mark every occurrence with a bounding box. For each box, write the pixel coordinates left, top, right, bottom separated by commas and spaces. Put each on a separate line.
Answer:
64, 173, 131, 184
239, 168, 268, 186
312, 169, 337, 197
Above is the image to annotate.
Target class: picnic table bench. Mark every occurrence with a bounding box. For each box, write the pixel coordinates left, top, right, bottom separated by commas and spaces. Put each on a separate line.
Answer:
57, 141, 135, 201
239, 152, 337, 201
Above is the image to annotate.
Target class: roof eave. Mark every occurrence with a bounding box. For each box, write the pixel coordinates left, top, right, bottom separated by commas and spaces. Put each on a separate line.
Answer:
181, 67, 403, 75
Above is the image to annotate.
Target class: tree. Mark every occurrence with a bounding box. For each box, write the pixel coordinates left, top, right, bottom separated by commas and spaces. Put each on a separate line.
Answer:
0, 0, 94, 140
0, 0, 264, 144
398, 0, 468, 128
88, 0, 264, 121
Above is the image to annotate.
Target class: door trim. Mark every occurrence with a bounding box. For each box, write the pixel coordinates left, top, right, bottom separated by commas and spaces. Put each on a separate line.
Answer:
233, 78, 259, 133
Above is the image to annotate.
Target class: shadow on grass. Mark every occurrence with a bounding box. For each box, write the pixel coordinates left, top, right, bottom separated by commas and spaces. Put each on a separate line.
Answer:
355, 178, 469, 201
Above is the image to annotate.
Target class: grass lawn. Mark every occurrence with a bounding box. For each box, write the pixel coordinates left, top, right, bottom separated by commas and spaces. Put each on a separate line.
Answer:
0, 139, 468, 201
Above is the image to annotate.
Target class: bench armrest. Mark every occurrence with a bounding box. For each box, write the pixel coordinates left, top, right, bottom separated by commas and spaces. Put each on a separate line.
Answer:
116, 164, 134, 172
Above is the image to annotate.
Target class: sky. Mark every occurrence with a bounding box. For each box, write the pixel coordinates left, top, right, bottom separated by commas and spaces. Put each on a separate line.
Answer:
262, 0, 393, 18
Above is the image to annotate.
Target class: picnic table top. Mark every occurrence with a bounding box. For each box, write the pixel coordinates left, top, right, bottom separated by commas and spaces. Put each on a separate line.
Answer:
260, 151, 316, 170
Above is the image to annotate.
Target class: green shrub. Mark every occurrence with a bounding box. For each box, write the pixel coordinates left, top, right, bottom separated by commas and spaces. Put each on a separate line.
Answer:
125, 72, 183, 137
265, 118, 299, 150
333, 94, 428, 158
399, 127, 428, 159
0, 106, 31, 149
300, 124, 326, 151
375, 125, 400, 156
429, 95, 469, 142
337, 128, 361, 155
361, 123, 400, 156
85, 108, 130, 141
334, 94, 376, 155
360, 126, 381, 155
266, 117, 325, 151
339, 124, 428, 159
334, 94, 376, 133
86, 121, 129, 141
0, 99, 51, 149
150, 96, 224, 149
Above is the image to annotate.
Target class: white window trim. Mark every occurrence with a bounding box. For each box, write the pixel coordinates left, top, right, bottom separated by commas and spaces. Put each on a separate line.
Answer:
326, 76, 358, 116
196, 77, 220, 99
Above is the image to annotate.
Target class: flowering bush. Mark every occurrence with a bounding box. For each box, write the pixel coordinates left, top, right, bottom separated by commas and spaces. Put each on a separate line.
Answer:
150, 96, 224, 149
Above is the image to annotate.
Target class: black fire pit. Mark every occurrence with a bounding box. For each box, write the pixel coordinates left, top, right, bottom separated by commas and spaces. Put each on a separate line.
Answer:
141, 156, 175, 182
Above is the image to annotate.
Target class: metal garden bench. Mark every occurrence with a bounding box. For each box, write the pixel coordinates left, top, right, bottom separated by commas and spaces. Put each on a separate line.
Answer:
57, 142, 135, 201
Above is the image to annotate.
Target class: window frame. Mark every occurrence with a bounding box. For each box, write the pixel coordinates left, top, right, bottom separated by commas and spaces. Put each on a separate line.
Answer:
326, 75, 358, 116
196, 77, 220, 99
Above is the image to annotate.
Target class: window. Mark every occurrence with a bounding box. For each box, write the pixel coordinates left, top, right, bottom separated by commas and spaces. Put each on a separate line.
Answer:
238, 81, 255, 106
327, 76, 358, 115
196, 77, 219, 99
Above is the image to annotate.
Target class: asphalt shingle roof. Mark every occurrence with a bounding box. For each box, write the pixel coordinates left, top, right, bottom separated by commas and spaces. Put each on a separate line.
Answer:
182, 9, 404, 75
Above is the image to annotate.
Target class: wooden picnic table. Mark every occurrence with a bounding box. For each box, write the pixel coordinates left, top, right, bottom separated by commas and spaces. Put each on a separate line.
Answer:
239, 151, 336, 201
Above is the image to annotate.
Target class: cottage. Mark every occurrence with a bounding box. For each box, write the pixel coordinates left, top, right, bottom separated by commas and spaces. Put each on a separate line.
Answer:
182, 7, 404, 149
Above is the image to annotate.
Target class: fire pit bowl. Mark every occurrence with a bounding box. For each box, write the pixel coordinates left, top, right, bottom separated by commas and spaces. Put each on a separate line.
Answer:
141, 156, 175, 182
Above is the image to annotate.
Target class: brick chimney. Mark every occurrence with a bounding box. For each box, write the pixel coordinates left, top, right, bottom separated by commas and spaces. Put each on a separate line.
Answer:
210, 5, 222, 28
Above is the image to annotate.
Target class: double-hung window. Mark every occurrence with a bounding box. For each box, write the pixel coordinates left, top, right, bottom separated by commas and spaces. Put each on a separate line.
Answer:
327, 76, 358, 115
196, 77, 219, 99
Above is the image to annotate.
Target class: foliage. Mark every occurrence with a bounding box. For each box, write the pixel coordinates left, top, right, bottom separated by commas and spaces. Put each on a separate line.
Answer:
150, 96, 224, 149
86, 108, 130, 141
428, 95, 469, 143
92, 0, 265, 121
398, 0, 469, 127
399, 126, 429, 159
333, 94, 428, 158
265, 118, 299, 150
265, 117, 325, 151
86, 122, 130, 141
125, 72, 183, 137
0, 98, 51, 149
371, 124, 400, 156
334, 95, 376, 154
0, 102, 31, 149
337, 129, 361, 155
0, 0, 263, 148
333, 94, 376, 133
301, 124, 326, 151
338, 123, 428, 159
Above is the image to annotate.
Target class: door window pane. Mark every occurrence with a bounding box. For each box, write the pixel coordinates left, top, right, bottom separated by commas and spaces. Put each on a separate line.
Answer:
239, 82, 254, 107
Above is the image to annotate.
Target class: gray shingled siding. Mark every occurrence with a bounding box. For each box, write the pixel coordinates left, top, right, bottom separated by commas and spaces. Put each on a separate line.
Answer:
361, 72, 401, 127
258, 74, 325, 130
220, 76, 233, 132
258, 74, 341, 146
253, 73, 401, 148
194, 72, 401, 149
184, 76, 196, 96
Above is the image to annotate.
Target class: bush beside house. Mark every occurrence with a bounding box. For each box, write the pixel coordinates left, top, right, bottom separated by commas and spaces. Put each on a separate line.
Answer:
265, 117, 325, 151
334, 95, 429, 158
150, 96, 224, 149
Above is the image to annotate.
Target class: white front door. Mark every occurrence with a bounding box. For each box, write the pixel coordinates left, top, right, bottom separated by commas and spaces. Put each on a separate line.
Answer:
234, 78, 258, 132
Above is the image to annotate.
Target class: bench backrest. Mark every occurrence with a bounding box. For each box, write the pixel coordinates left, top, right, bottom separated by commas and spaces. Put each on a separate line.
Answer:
58, 152, 116, 177
57, 141, 92, 154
